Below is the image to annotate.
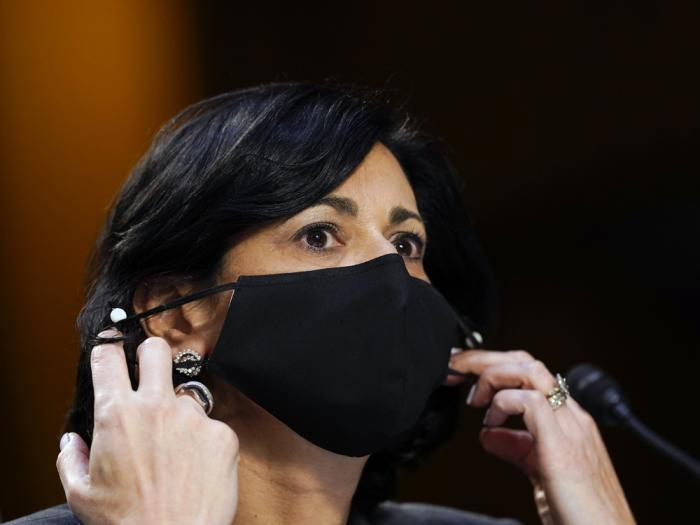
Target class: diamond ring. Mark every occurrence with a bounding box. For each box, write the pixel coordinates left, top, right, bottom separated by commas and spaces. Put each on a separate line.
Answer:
545, 373, 569, 410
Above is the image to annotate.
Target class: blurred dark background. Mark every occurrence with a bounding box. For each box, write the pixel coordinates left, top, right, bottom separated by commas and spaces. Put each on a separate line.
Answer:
1, 1, 698, 523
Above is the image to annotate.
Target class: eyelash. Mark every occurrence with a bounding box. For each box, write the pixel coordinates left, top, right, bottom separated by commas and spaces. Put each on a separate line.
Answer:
294, 221, 426, 259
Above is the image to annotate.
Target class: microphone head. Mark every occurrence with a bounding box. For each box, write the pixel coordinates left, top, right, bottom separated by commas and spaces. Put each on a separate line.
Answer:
566, 363, 632, 426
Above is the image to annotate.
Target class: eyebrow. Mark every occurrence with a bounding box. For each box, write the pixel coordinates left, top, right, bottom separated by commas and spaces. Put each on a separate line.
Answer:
312, 195, 424, 225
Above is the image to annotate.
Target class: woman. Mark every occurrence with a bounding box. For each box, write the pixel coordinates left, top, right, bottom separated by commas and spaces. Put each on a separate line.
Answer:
8, 82, 635, 524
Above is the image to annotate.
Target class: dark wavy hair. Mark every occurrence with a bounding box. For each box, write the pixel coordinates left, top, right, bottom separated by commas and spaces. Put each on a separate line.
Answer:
63, 81, 498, 512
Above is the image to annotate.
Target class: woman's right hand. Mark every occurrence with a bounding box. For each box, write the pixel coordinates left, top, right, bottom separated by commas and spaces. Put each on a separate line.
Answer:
56, 331, 240, 525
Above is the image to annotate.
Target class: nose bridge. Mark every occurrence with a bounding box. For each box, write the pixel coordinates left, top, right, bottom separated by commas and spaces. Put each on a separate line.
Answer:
358, 230, 399, 263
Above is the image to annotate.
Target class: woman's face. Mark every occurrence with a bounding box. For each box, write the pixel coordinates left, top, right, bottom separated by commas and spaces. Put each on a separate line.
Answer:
135, 141, 431, 451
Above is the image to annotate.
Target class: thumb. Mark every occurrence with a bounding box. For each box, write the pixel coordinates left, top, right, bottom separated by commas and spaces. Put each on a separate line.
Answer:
56, 432, 90, 500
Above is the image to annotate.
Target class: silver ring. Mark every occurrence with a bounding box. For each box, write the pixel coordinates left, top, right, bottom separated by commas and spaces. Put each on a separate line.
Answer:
174, 380, 214, 415
545, 373, 569, 411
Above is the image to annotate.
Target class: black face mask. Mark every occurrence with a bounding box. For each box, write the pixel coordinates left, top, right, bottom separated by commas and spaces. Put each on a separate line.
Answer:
109, 253, 480, 457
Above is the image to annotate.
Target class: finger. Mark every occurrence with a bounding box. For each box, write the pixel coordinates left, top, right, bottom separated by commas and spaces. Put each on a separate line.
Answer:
91, 330, 131, 404
442, 373, 468, 387
56, 433, 90, 502
483, 389, 563, 447
175, 390, 208, 416
479, 427, 535, 477
468, 360, 557, 408
442, 348, 472, 386
136, 337, 174, 395
448, 349, 535, 377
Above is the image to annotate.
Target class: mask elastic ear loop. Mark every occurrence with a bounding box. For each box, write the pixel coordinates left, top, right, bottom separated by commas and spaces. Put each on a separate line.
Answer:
104, 280, 240, 332
445, 313, 484, 378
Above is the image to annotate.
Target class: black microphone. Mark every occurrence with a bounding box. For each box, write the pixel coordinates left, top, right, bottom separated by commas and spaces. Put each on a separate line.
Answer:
567, 363, 700, 481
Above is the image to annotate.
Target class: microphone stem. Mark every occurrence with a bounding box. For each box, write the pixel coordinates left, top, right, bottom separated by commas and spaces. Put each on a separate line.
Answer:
623, 415, 700, 481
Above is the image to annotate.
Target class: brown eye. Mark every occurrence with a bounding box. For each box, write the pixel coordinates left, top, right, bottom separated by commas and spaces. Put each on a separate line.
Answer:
304, 227, 331, 250
393, 233, 425, 259
295, 222, 341, 253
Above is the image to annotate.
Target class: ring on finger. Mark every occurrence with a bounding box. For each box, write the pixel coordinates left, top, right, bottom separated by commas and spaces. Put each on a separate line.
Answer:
545, 373, 569, 411
175, 380, 214, 415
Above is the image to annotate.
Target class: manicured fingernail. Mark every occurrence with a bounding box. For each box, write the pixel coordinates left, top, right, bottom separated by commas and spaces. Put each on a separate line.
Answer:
466, 384, 476, 405
97, 328, 120, 338
450, 347, 463, 356
59, 433, 71, 451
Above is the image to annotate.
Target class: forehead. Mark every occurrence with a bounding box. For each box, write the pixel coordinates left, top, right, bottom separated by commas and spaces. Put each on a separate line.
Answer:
331, 143, 418, 209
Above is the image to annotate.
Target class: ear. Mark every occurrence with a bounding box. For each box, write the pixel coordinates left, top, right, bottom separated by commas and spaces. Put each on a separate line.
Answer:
132, 279, 224, 358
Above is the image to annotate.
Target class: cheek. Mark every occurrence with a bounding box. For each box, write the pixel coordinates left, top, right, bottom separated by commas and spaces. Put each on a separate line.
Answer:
406, 264, 431, 283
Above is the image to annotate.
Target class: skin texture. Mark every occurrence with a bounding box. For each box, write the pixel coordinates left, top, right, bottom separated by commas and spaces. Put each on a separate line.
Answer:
55, 142, 636, 524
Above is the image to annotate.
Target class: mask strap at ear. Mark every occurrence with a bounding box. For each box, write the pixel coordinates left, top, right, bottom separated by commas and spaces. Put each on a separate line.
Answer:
444, 313, 484, 379
454, 313, 484, 350
105, 281, 239, 331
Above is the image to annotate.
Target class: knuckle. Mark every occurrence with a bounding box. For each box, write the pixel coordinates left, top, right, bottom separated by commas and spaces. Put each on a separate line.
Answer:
94, 397, 129, 426
217, 422, 239, 445
226, 431, 240, 452
508, 349, 533, 361
92, 390, 110, 407
454, 349, 485, 363
177, 393, 205, 416
479, 366, 496, 380
65, 484, 88, 508
491, 389, 509, 408
138, 393, 169, 413
524, 389, 545, 405
232, 429, 240, 447
526, 359, 549, 376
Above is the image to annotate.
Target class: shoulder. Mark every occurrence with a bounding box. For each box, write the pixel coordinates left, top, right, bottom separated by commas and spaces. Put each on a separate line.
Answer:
3, 504, 82, 524
351, 500, 523, 525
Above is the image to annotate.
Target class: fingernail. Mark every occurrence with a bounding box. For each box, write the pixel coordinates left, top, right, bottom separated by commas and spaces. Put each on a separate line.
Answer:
466, 384, 476, 405
97, 328, 120, 338
59, 433, 71, 451
482, 408, 491, 426
450, 347, 463, 356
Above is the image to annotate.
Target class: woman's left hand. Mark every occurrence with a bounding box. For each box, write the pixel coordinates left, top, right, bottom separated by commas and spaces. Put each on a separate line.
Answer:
444, 348, 636, 525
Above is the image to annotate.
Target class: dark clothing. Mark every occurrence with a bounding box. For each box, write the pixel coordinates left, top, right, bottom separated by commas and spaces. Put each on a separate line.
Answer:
349, 500, 522, 524
2, 506, 81, 525
4, 501, 522, 524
